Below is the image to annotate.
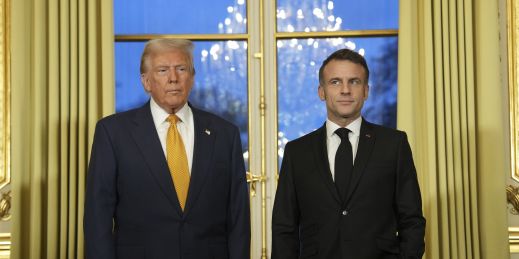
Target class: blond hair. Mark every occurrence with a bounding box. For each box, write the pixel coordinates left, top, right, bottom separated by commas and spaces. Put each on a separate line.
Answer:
140, 38, 195, 74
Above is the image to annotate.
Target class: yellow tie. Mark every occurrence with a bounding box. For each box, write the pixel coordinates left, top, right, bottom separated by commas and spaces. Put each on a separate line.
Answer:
166, 114, 190, 211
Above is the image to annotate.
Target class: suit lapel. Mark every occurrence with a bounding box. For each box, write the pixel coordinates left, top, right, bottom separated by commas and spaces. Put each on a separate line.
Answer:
344, 119, 376, 205
183, 106, 215, 215
312, 124, 341, 203
130, 103, 183, 216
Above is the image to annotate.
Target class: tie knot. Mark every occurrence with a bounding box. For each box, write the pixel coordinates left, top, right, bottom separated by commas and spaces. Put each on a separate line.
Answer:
335, 128, 351, 140
167, 114, 180, 124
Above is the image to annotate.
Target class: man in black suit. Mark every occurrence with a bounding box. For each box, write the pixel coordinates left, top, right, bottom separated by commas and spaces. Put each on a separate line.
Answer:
272, 48, 425, 259
84, 39, 250, 259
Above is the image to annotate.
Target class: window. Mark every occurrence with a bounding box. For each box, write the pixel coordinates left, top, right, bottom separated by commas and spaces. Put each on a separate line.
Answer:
275, 0, 399, 161
114, 0, 249, 157
114, 1, 398, 257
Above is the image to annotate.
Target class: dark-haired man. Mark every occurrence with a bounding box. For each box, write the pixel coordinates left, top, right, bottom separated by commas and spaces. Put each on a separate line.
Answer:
272, 48, 425, 259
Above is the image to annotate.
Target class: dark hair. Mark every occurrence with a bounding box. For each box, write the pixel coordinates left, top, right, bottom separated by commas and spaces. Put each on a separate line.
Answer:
318, 48, 369, 85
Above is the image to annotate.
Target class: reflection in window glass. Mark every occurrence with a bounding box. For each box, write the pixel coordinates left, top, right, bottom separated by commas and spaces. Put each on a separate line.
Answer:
277, 37, 398, 160
115, 41, 249, 159
276, 0, 398, 32
114, 0, 247, 35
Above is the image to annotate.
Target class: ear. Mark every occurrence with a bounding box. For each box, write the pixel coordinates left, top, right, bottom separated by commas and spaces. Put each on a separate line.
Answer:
318, 85, 326, 101
363, 84, 369, 100
141, 73, 151, 92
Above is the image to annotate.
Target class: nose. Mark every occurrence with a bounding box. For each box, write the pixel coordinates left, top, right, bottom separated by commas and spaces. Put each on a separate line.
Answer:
168, 69, 178, 83
339, 84, 351, 94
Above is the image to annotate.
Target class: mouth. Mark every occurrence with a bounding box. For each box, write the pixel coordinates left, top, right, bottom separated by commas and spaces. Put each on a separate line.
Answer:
337, 100, 354, 105
166, 89, 182, 95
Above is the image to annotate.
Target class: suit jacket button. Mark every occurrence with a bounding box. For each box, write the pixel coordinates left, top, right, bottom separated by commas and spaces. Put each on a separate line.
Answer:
341, 210, 348, 216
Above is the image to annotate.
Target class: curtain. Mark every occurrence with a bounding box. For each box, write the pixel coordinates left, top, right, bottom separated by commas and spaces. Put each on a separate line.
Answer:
399, 0, 509, 258
10, 0, 114, 258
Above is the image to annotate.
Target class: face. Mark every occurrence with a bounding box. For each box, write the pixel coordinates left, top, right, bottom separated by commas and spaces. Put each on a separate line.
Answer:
141, 50, 194, 114
318, 59, 369, 127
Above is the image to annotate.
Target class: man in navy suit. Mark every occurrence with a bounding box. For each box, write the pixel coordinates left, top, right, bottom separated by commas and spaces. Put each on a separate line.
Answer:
84, 39, 250, 259
272, 49, 425, 259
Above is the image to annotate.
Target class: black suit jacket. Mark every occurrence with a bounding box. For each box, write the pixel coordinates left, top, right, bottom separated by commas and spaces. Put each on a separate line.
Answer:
84, 102, 250, 259
272, 119, 425, 259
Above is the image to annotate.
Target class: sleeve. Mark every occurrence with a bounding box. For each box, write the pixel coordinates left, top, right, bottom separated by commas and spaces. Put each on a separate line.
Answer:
84, 121, 117, 259
271, 143, 300, 259
395, 132, 426, 258
227, 127, 251, 259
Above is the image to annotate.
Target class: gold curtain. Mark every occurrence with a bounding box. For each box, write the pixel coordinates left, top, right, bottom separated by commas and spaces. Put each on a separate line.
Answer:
399, 0, 509, 258
10, 0, 114, 258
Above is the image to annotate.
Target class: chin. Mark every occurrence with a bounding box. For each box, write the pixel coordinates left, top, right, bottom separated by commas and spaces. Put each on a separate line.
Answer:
168, 100, 187, 109
165, 98, 185, 105
337, 110, 355, 117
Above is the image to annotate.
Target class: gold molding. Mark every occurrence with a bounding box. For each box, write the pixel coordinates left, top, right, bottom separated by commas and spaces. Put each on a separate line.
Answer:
0, 190, 10, 221
115, 33, 249, 42
258, 1, 268, 258
509, 0, 519, 182
0, 0, 9, 191
0, 0, 9, 257
275, 29, 398, 39
509, 185, 519, 252
509, 0, 519, 253
507, 185, 519, 215
114, 30, 399, 42
511, 227, 519, 253
0, 233, 9, 259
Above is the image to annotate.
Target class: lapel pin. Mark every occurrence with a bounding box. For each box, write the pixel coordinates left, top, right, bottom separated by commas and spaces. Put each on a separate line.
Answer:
205, 129, 211, 135
365, 134, 371, 138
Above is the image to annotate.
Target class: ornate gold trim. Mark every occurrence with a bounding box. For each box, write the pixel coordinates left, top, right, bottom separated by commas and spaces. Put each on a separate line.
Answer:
0, 0, 10, 191
258, 1, 268, 258
509, 0, 519, 183
275, 29, 398, 39
114, 30, 398, 42
0, 190, 10, 221
511, 228, 519, 253
507, 185, 519, 215
509, 0, 519, 253
0, 233, 10, 259
508, 185, 519, 252
0, 0, 9, 256
115, 33, 249, 42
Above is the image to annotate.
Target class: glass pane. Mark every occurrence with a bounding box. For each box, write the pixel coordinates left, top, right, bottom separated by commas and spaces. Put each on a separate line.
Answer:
277, 37, 398, 162
276, 0, 398, 32
115, 42, 148, 112
114, 0, 247, 34
115, 41, 249, 164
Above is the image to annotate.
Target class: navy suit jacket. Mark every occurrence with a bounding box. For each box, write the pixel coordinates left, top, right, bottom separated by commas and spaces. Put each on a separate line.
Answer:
84, 102, 250, 259
272, 119, 425, 259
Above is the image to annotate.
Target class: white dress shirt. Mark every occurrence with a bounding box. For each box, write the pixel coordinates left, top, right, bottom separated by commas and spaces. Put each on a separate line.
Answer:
326, 116, 362, 181
150, 98, 194, 174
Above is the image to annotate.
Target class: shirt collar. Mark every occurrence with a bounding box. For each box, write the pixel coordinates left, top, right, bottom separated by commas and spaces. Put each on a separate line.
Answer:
326, 116, 362, 138
150, 98, 192, 127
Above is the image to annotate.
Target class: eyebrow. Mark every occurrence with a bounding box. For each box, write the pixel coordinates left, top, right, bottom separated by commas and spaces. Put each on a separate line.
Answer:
328, 76, 363, 82
155, 63, 187, 67
328, 77, 343, 82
